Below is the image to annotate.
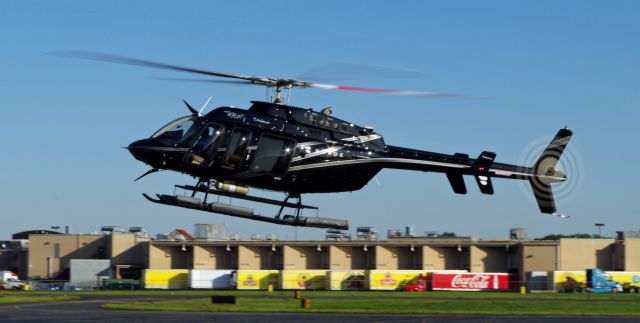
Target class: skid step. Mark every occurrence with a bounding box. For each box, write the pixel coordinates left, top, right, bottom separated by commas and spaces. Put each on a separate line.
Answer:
142, 194, 348, 230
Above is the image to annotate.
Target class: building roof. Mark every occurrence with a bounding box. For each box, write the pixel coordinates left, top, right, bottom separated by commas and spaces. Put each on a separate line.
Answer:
12, 230, 61, 240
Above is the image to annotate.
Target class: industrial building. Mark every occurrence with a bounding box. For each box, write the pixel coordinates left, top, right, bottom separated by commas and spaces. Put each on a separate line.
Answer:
1, 225, 638, 290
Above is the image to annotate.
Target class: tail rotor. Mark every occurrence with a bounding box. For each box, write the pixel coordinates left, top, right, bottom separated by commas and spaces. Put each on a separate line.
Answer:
529, 128, 573, 214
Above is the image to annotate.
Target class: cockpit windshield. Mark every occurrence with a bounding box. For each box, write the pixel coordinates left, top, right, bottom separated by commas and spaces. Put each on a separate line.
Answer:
152, 116, 200, 146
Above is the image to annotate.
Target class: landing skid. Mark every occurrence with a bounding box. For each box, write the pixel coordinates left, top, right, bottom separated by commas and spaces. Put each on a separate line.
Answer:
176, 185, 318, 210
141, 186, 348, 230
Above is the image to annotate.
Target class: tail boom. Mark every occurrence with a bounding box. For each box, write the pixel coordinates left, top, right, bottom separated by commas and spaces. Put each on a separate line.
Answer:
383, 128, 572, 214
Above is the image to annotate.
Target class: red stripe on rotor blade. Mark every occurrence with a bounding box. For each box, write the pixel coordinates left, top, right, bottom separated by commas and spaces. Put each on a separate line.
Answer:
335, 85, 399, 93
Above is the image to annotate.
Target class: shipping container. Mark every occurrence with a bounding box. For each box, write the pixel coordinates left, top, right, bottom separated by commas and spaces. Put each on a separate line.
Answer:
552, 270, 640, 292
369, 270, 468, 290
550, 271, 585, 291
237, 270, 280, 290
143, 269, 189, 289
189, 270, 235, 289
328, 270, 368, 290
606, 272, 640, 292
431, 272, 514, 291
369, 270, 425, 290
280, 270, 327, 290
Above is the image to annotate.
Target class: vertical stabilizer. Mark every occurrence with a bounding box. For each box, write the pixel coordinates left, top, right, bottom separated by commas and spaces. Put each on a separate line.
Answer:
529, 128, 573, 213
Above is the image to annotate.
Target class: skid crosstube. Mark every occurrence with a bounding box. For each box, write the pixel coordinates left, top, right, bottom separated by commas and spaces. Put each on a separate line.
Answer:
142, 193, 348, 230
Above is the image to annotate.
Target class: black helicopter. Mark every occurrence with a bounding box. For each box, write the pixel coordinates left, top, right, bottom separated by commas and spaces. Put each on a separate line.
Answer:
57, 52, 573, 230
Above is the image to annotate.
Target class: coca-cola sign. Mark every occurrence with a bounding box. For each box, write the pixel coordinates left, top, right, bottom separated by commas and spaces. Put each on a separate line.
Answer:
432, 273, 514, 291
451, 274, 493, 289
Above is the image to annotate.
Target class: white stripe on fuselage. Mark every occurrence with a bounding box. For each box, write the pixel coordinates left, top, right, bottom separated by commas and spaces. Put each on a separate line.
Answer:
292, 137, 380, 163
291, 146, 345, 162
340, 134, 381, 143
288, 157, 471, 171
296, 141, 324, 147
289, 159, 546, 181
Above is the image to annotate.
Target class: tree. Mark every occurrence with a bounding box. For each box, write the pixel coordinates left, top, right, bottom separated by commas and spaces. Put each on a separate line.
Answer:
536, 233, 600, 240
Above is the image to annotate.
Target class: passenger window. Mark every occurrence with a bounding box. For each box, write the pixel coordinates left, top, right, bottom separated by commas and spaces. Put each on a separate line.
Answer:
251, 134, 295, 176
222, 129, 251, 170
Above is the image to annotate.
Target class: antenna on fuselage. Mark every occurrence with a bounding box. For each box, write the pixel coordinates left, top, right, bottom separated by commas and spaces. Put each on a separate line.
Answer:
199, 96, 213, 115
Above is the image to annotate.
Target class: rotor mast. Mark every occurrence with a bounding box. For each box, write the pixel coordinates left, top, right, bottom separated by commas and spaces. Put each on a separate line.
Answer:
272, 83, 293, 104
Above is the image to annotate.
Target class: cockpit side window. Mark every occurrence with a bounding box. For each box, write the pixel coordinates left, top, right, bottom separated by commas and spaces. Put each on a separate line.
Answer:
192, 125, 221, 153
187, 124, 223, 167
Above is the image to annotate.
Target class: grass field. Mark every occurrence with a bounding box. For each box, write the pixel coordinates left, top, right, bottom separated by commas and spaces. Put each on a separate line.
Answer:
102, 294, 640, 316
0, 293, 78, 304
16, 289, 640, 299
5, 289, 640, 315
89, 290, 640, 316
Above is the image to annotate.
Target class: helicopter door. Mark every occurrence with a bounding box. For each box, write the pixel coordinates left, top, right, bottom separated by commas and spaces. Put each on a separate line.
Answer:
221, 128, 252, 170
184, 124, 222, 167
250, 134, 295, 177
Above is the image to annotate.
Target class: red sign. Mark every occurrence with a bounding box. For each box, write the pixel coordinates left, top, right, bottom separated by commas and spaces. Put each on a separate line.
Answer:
431, 273, 514, 291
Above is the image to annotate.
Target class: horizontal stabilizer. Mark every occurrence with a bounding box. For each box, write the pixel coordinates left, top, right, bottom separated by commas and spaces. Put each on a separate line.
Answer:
446, 173, 467, 194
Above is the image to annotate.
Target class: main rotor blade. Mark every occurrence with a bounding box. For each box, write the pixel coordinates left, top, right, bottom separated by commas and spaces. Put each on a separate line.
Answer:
296, 62, 434, 82
152, 77, 258, 86
52, 51, 466, 97
157, 77, 458, 97
51, 50, 277, 85
307, 82, 464, 97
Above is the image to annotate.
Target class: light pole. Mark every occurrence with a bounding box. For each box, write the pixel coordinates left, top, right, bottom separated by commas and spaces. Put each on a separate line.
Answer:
595, 223, 605, 238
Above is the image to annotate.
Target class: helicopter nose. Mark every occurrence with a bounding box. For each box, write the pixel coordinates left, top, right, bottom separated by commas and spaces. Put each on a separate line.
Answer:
127, 139, 162, 166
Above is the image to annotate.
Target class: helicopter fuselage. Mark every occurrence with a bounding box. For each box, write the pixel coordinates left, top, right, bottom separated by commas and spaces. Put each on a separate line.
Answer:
128, 101, 564, 201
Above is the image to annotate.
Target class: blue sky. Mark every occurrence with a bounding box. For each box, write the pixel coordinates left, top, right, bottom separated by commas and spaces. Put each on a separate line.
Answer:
1, 1, 638, 240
